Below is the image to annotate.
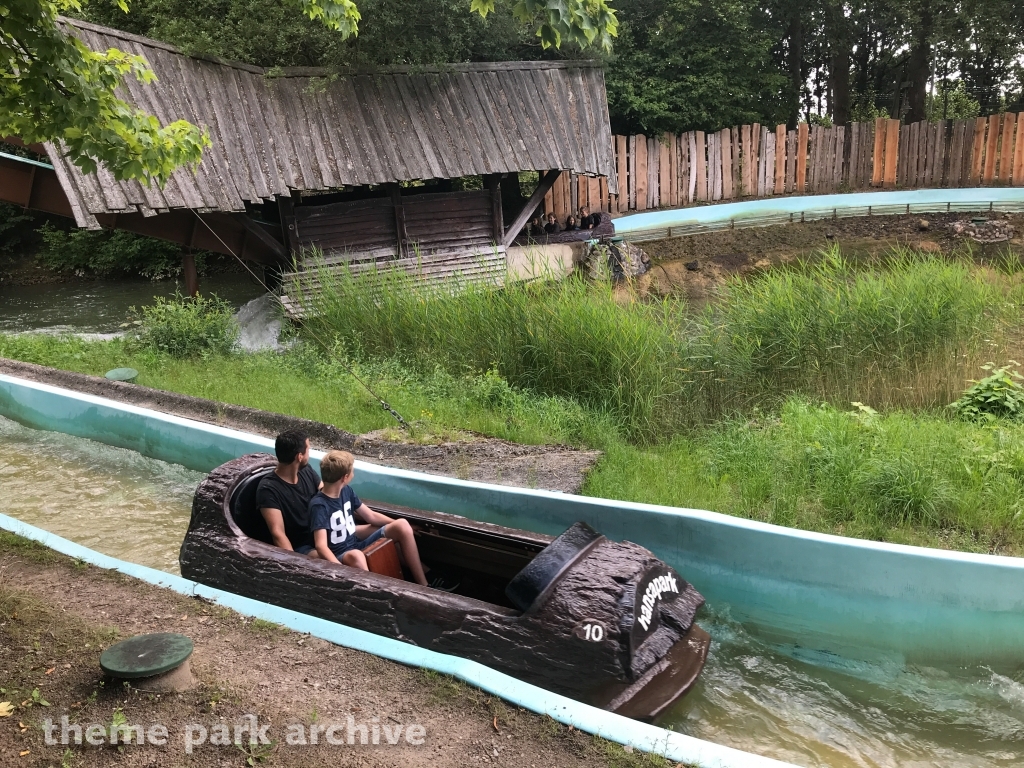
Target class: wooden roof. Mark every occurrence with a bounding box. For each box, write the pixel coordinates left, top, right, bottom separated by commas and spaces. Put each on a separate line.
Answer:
51, 19, 617, 227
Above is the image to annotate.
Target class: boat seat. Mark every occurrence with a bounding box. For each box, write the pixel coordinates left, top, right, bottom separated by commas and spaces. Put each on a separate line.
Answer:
505, 522, 604, 612
229, 467, 275, 544
362, 537, 404, 580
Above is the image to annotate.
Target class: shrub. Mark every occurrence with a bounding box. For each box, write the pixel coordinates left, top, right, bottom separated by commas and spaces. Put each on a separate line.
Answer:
950, 363, 1024, 422
127, 293, 238, 357
37, 224, 200, 279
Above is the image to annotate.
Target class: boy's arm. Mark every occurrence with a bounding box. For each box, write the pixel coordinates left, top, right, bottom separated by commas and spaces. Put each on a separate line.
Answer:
313, 529, 341, 564
354, 503, 393, 527
260, 507, 293, 551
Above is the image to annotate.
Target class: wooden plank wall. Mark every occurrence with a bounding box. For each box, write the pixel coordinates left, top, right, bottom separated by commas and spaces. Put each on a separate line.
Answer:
543, 114, 1024, 219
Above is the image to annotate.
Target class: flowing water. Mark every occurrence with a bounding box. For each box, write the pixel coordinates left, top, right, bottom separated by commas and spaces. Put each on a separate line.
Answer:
0, 274, 264, 335
2, 415, 1023, 767
0, 415, 200, 573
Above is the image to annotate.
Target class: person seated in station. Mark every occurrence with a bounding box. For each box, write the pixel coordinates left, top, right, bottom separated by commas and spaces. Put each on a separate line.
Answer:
544, 212, 560, 234
564, 215, 580, 231
529, 215, 546, 237
257, 429, 322, 555
579, 206, 596, 230
309, 450, 457, 590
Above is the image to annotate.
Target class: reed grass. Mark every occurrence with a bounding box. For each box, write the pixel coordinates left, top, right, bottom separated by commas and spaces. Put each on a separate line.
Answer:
297, 258, 683, 438
298, 245, 1017, 439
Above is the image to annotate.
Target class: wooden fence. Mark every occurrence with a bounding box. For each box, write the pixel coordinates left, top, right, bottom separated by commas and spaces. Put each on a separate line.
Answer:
544, 115, 1024, 220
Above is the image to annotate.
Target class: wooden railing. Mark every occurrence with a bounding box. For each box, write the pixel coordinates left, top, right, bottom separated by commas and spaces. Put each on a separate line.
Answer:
544, 115, 1024, 220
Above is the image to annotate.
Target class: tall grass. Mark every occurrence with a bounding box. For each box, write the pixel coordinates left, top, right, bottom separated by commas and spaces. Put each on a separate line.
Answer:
691, 247, 1012, 415
298, 262, 683, 438
585, 398, 1024, 555
298, 246, 1015, 439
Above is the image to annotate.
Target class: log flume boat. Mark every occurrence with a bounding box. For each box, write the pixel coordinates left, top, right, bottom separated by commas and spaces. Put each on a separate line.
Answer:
180, 454, 710, 720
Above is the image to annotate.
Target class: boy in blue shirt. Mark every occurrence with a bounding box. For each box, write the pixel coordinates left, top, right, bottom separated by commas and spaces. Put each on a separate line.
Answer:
309, 450, 430, 586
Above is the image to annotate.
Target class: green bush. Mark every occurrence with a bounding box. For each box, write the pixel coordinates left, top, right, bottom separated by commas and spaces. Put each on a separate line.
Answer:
127, 293, 238, 357
37, 224, 197, 279
950, 363, 1024, 422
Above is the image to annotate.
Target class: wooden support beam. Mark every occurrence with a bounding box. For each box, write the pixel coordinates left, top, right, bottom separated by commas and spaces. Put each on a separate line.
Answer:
389, 185, 409, 258
277, 194, 299, 256
484, 174, 504, 243
232, 213, 287, 261
502, 169, 560, 247
0, 153, 74, 217
183, 251, 199, 297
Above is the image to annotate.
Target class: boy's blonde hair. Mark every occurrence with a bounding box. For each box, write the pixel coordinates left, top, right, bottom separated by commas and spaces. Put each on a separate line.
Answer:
320, 450, 355, 483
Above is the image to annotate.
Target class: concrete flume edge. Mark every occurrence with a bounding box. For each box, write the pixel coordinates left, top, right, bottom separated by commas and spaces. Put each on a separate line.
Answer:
613, 187, 1024, 235
0, 513, 794, 768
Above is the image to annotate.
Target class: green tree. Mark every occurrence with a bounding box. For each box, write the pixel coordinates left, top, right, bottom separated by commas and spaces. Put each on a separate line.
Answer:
605, 0, 788, 134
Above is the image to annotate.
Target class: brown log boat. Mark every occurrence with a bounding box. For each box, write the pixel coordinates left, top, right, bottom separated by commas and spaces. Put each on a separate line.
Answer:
180, 454, 710, 720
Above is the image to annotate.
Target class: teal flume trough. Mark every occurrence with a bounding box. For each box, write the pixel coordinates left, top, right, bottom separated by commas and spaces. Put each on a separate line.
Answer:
4, 373, 1024, 766
612, 187, 1024, 239
3, 373, 1024, 666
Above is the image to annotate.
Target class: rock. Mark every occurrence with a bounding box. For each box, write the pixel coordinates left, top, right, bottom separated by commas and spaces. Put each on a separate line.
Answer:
825, 232, 836, 240
918, 240, 942, 253
949, 218, 1014, 243
918, 219, 930, 231
684, 260, 700, 271
586, 240, 650, 281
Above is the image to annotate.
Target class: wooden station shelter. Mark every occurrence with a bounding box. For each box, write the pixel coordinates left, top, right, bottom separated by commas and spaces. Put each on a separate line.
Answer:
0, 19, 617, 304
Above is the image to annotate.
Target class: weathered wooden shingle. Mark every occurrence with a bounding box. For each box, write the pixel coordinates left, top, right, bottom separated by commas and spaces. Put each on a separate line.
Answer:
53, 18, 616, 228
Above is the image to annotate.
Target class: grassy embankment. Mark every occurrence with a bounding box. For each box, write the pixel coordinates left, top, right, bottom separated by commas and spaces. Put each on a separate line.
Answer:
5, 245, 1024, 555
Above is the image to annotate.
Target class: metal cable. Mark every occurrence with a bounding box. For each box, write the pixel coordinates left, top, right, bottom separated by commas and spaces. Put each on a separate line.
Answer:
189, 210, 409, 429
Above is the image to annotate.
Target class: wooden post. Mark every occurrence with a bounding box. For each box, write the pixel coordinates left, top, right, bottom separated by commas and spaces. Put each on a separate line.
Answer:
484, 174, 504, 244
389, 185, 408, 257
1014, 113, 1024, 186
883, 119, 900, 188
659, 134, 675, 207
615, 135, 628, 211
999, 113, 1016, 184
720, 129, 733, 199
665, 133, 677, 207
694, 131, 707, 201
277, 195, 299, 256
983, 115, 1000, 184
628, 135, 637, 210
635, 135, 648, 210
796, 123, 809, 192
502, 169, 560, 247
871, 117, 886, 187
970, 117, 987, 185
774, 125, 786, 194
183, 251, 199, 297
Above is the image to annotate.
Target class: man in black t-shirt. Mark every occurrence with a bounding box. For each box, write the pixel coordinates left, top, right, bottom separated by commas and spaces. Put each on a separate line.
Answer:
256, 429, 322, 554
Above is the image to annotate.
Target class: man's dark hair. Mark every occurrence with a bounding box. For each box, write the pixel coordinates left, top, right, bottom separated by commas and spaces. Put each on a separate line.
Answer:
275, 430, 309, 464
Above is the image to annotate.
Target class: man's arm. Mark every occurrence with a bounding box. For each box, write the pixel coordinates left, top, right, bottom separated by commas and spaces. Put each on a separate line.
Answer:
313, 529, 341, 563
354, 503, 393, 527
260, 507, 293, 550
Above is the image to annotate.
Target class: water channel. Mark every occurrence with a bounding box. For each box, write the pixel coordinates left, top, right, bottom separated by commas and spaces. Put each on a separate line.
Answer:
0, 274, 265, 335
2, 414, 1023, 767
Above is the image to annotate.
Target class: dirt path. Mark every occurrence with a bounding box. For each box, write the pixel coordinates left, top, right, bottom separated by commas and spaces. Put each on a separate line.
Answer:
0, 534, 673, 768
0, 358, 601, 494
